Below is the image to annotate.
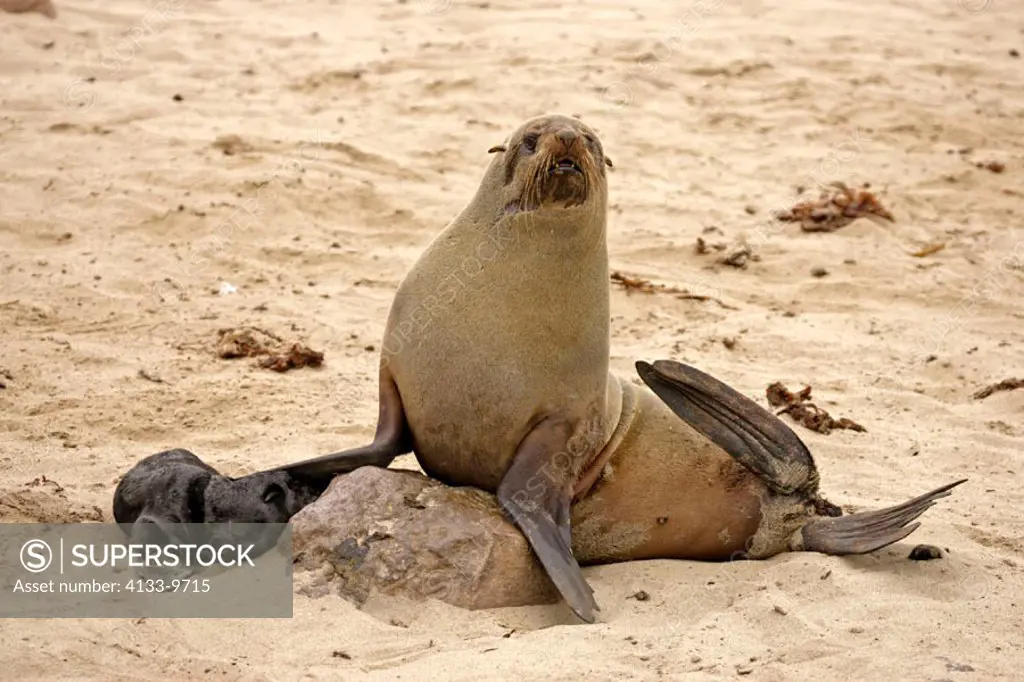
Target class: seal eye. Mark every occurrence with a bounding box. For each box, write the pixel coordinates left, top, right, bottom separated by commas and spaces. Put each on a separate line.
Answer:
522, 133, 539, 154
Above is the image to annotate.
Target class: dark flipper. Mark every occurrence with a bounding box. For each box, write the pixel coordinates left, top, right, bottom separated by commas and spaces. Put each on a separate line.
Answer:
496, 416, 599, 624
272, 368, 412, 485
636, 359, 816, 495
801, 479, 967, 555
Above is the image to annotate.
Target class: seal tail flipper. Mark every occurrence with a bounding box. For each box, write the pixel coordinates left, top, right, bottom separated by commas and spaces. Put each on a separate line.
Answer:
800, 479, 967, 555
497, 416, 600, 624
635, 359, 817, 495
272, 369, 412, 483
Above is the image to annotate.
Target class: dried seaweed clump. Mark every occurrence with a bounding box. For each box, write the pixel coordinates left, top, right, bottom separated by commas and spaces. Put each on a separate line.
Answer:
765, 382, 866, 434
609, 271, 736, 309
973, 378, 1023, 400
775, 182, 894, 232
216, 326, 324, 372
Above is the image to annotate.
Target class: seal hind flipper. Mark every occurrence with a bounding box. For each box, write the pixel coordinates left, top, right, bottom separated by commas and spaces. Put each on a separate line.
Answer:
635, 359, 817, 495
496, 416, 600, 624
275, 369, 412, 484
799, 479, 967, 554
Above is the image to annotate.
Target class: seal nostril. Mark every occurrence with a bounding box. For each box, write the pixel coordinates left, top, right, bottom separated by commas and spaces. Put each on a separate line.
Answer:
555, 129, 576, 147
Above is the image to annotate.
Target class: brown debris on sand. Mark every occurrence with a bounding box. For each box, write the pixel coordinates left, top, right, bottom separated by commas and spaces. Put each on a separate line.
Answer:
25, 475, 63, 492
766, 381, 866, 434
911, 242, 946, 258
975, 160, 1005, 174
610, 271, 737, 310
216, 326, 283, 358
216, 326, 324, 372
610, 271, 676, 295
212, 134, 255, 156
1, 0, 56, 18
718, 241, 754, 269
973, 378, 1023, 400
775, 182, 894, 232
258, 343, 324, 372
695, 236, 729, 255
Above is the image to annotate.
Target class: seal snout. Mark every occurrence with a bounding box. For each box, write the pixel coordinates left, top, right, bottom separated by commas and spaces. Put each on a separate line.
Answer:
546, 128, 585, 177
544, 126, 585, 176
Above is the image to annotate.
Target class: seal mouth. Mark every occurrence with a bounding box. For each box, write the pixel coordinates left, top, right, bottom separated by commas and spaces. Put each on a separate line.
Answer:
548, 158, 583, 176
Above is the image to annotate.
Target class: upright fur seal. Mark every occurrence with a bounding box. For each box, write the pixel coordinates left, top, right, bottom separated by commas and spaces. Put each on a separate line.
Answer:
274, 113, 965, 623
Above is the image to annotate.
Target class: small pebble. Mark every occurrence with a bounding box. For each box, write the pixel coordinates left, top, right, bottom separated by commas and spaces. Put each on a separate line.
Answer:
172, 94, 184, 102
1011, 48, 1020, 58
976, 160, 1006, 174
811, 267, 829, 278
628, 590, 650, 602
773, 604, 788, 615
909, 544, 943, 561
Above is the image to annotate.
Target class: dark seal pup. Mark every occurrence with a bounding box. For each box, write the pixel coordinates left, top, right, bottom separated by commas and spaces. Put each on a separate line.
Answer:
113, 448, 320, 565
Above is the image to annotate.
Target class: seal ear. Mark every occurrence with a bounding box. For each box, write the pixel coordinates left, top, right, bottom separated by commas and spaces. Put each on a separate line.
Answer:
262, 482, 286, 505
488, 145, 507, 154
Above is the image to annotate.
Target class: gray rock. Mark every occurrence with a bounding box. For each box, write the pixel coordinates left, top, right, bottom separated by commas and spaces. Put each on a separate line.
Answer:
291, 467, 560, 610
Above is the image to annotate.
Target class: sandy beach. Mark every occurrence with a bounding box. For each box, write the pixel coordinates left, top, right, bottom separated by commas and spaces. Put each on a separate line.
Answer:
1, 0, 1022, 679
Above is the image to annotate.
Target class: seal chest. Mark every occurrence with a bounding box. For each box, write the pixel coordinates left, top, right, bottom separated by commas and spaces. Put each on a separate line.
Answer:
381, 114, 616, 494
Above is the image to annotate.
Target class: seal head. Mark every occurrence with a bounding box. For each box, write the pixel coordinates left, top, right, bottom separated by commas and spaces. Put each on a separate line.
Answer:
486, 114, 612, 215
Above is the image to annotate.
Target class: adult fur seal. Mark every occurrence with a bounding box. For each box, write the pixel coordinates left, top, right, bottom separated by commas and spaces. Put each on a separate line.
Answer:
114, 448, 320, 557
276, 113, 965, 623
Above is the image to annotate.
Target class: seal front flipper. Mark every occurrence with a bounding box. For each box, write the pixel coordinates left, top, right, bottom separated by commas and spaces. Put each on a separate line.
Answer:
274, 368, 412, 484
799, 479, 967, 555
635, 359, 817, 495
496, 416, 600, 624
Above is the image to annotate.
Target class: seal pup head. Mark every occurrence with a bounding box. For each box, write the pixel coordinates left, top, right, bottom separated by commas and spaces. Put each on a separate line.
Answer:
485, 113, 613, 216
203, 471, 321, 524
